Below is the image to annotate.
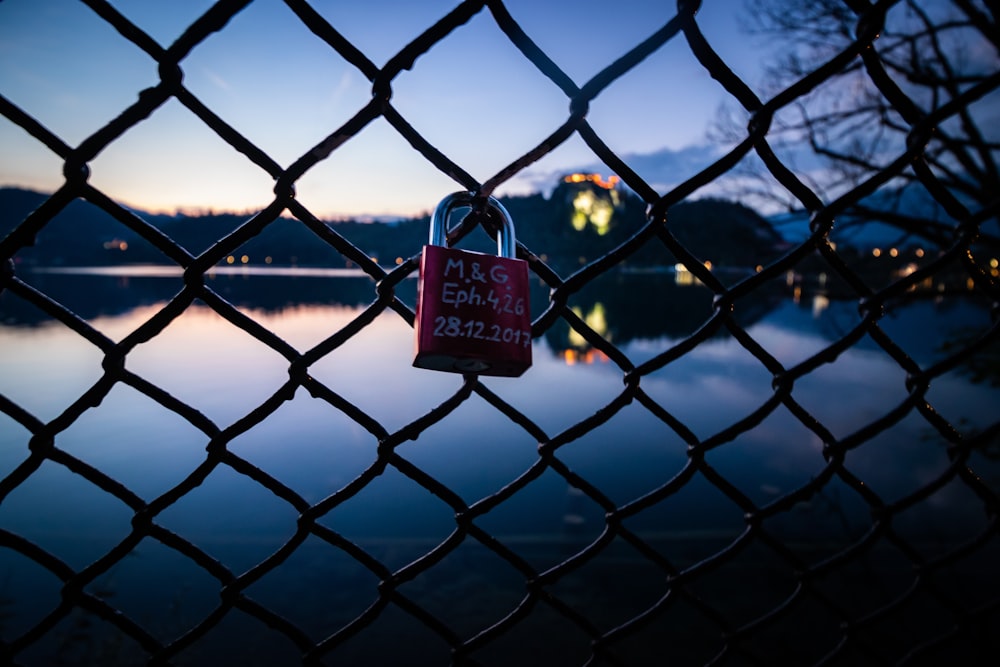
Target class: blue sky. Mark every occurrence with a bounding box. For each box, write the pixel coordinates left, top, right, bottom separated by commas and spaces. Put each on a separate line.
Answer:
0, 0, 771, 218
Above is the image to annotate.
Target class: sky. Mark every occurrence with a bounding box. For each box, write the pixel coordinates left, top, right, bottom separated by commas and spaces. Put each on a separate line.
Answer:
0, 0, 774, 219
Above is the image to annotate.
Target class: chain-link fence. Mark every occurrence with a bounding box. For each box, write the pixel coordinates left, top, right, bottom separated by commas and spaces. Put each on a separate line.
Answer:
1, 0, 999, 665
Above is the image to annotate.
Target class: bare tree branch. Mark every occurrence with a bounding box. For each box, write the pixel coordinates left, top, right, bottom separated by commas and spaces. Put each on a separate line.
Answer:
723, 0, 1000, 243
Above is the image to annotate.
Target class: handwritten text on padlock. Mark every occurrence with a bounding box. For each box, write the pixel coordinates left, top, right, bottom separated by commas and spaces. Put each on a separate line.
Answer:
428, 255, 530, 348
437, 257, 527, 316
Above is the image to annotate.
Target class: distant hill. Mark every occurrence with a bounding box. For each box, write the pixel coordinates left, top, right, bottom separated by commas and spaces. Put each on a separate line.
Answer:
0, 184, 786, 272
766, 183, 997, 249
0, 187, 429, 269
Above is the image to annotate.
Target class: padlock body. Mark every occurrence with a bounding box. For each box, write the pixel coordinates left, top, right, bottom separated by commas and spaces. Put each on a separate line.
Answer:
414, 244, 532, 376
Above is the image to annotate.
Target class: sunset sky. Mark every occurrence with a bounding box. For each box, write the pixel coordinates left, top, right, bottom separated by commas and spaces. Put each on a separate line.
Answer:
0, 0, 774, 219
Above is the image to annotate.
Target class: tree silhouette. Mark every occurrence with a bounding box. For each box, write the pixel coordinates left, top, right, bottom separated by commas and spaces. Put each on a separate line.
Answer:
721, 0, 999, 250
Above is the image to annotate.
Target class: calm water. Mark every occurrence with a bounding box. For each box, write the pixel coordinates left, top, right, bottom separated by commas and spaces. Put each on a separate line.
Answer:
1, 267, 997, 665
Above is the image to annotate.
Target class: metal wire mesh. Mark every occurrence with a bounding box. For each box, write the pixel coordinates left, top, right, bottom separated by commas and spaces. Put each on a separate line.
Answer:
1, 0, 998, 665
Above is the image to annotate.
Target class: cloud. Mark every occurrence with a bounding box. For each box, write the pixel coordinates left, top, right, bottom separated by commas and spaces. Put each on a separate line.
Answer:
513, 143, 725, 196
201, 67, 232, 92
325, 69, 357, 111
615, 144, 725, 187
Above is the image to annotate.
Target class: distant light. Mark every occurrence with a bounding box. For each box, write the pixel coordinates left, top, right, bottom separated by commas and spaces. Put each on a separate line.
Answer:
584, 303, 608, 338
265, 256, 272, 264
703, 260, 713, 270
563, 173, 620, 190
241, 254, 249, 264
571, 191, 593, 231
990, 258, 998, 269
395, 257, 404, 265
915, 248, 925, 258
755, 265, 763, 273
118, 241, 128, 251
812, 294, 829, 318
590, 203, 613, 234
567, 309, 587, 348
590, 349, 609, 364
226, 256, 235, 264
675, 269, 694, 286
872, 248, 881, 258
570, 189, 615, 234
889, 248, 898, 258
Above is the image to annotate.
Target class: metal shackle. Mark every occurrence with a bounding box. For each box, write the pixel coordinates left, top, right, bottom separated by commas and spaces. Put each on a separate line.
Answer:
429, 192, 517, 259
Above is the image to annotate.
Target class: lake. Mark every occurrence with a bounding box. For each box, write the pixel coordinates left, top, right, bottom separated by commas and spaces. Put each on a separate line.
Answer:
1, 266, 997, 665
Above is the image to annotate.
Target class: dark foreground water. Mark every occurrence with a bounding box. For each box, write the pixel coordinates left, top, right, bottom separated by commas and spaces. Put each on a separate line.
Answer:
1, 267, 997, 665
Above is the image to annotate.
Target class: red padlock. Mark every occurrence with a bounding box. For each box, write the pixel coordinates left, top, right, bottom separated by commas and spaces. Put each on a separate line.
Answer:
413, 192, 532, 376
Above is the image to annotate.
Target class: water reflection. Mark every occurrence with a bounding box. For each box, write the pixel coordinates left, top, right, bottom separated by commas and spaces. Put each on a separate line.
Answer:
2, 267, 996, 501
8, 264, 989, 369
1, 266, 998, 662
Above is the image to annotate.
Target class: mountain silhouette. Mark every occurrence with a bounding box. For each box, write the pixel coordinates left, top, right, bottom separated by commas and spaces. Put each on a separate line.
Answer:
0, 183, 786, 274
